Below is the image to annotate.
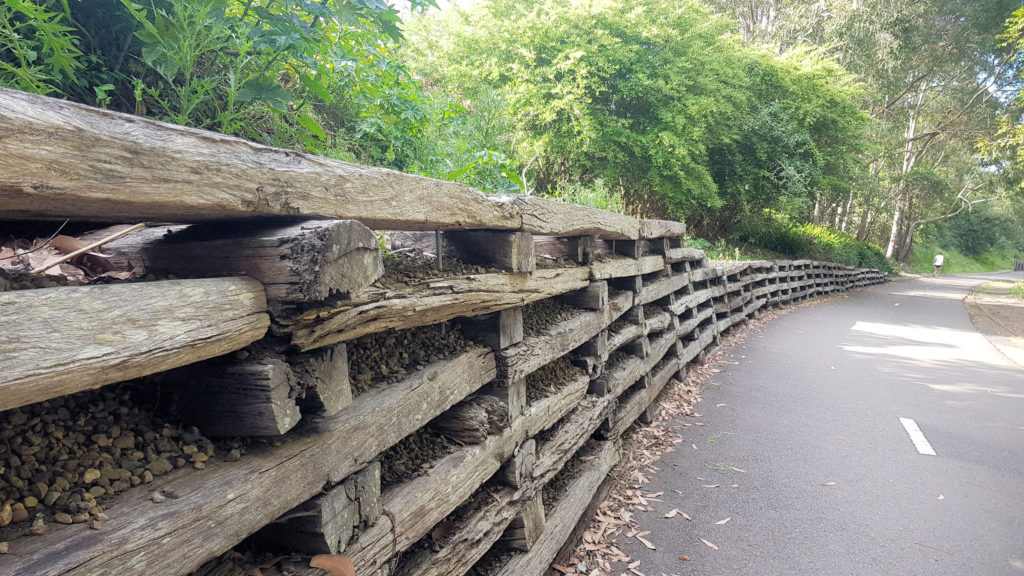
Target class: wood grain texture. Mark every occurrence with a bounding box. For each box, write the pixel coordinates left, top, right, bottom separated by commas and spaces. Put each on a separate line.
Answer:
0, 278, 269, 412
495, 441, 619, 576
285, 267, 591, 350
0, 88, 521, 230
2, 347, 495, 576
589, 255, 665, 280
639, 219, 687, 239
144, 219, 383, 308
496, 290, 631, 383
497, 195, 640, 240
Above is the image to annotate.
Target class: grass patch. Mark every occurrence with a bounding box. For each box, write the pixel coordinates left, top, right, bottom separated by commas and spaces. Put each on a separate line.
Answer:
1010, 282, 1024, 301
907, 240, 1024, 275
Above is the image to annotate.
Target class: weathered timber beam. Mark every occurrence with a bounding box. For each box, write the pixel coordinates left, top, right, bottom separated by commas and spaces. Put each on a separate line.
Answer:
160, 358, 301, 437
447, 230, 536, 272
500, 494, 545, 551
256, 463, 381, 555
495, 441, 620, 576
589, 255, 665, 280
496, 195, 640, 240
635, 270, 689, 306
285, 267, 591, 350
394, 486, 520, 576
461, 308, 525, 350
290, 343, 352, 416
496, 290, 631, 383
639, 219, 686, 239
501, 439, 537, 489
142, 220, 383, 311
0, 87, 521, 230
520, 376, 589, 439
0, 278, 269, 412
349, 372, 591, 574
3, 347, 495, 576
556, 281, 608, 310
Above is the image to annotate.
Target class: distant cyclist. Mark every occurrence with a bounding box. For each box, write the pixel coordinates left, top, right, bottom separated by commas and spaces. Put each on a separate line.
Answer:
933, 253, 944, 276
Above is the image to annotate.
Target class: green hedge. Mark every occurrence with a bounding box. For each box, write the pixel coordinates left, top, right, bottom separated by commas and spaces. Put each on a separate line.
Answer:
736, 218, 892, 272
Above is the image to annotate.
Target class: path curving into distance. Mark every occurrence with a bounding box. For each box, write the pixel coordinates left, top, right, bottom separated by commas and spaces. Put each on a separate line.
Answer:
617, 271, 1024, 576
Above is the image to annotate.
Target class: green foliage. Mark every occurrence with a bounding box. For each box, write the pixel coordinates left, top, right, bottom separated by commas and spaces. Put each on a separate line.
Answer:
0, 0, 84, 95
405, 0, 869, 236
907, 239, 1023, 275
544, 179, 626, 214
1010, 282, 1024, 301
734, 212, 890, 270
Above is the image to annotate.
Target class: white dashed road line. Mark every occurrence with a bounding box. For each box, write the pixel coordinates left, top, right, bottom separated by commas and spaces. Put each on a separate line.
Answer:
899, 417, 937, 456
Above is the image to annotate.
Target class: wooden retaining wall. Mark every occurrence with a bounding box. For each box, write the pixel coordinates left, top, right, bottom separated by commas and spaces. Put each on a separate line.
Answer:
0, 87, 887, 576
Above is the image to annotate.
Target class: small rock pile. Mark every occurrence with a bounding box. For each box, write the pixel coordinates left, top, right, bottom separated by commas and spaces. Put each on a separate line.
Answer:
381, 253, 495, 287
542, 439, 601, 513
0, 386, 215, 541
522, 299, 581, 337
348, 324, 470, 394
379, 428, 459, 487
525, 358, 585, 403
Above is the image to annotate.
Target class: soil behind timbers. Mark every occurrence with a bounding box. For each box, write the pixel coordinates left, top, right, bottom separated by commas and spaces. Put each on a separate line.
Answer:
522, 299, 581, 338
380, 252, 497, 288
348, 323, 472, 394
525, 358, 585, 404
0, 385, 218, 543
379, 427, 460, 488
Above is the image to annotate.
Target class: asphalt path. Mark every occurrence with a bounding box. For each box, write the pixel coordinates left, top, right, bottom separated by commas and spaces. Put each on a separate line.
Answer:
617, 272, 1024, 576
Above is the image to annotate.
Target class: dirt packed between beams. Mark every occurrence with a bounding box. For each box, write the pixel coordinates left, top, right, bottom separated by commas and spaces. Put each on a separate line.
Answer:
347, 323, 471, 394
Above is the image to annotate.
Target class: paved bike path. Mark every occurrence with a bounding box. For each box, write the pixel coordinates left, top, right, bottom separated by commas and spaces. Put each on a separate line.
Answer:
617, 273, 1024, 576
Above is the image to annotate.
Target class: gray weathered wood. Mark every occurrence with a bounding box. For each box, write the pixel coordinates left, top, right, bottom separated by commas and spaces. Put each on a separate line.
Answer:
520, 376, 589, 439
636, 271, 689, 306
663, 247, 706, 264
394, 486, 519, 576
285, 267, 591, 350
431, 394, 509, 444
613, 239, 643, 259
0, 87, 521, 230
461, 308, 524, 350
142, 220, 383, 310
557, 281, 608, 310
256, 463, 381, 554
495, 441, 620, 576
639, 219, 687, 239
497, 291, 630, 383
291, 343, 352, 416
447, 230, 536, 272
497, 195, 640, 240
502, 439, 537, 488
501, 494, 545, 551
162, 358, 301, 437
0, 278, 269, 412
590, 255, 665, 280
2, 347, 496, 576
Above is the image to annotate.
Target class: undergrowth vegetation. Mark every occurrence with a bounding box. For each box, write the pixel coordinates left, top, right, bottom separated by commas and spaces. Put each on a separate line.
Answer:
4, 0, 1019, 271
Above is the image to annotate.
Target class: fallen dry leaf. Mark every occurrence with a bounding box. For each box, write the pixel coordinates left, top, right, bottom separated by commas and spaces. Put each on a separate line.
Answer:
937, 494, 944, 500
664, 509, 680, 518
679, 556, 691, 561
699, 538, 719, 550
702, 484, 720, 488
715, 517, 731, 525
552, 564, 575, 574
730, 467, 746, 473
309, 555, 356, 576
681, 511, 692, 521
628, 560, 641, 569
823, 481, 837, 487
636, 535, 657, 550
